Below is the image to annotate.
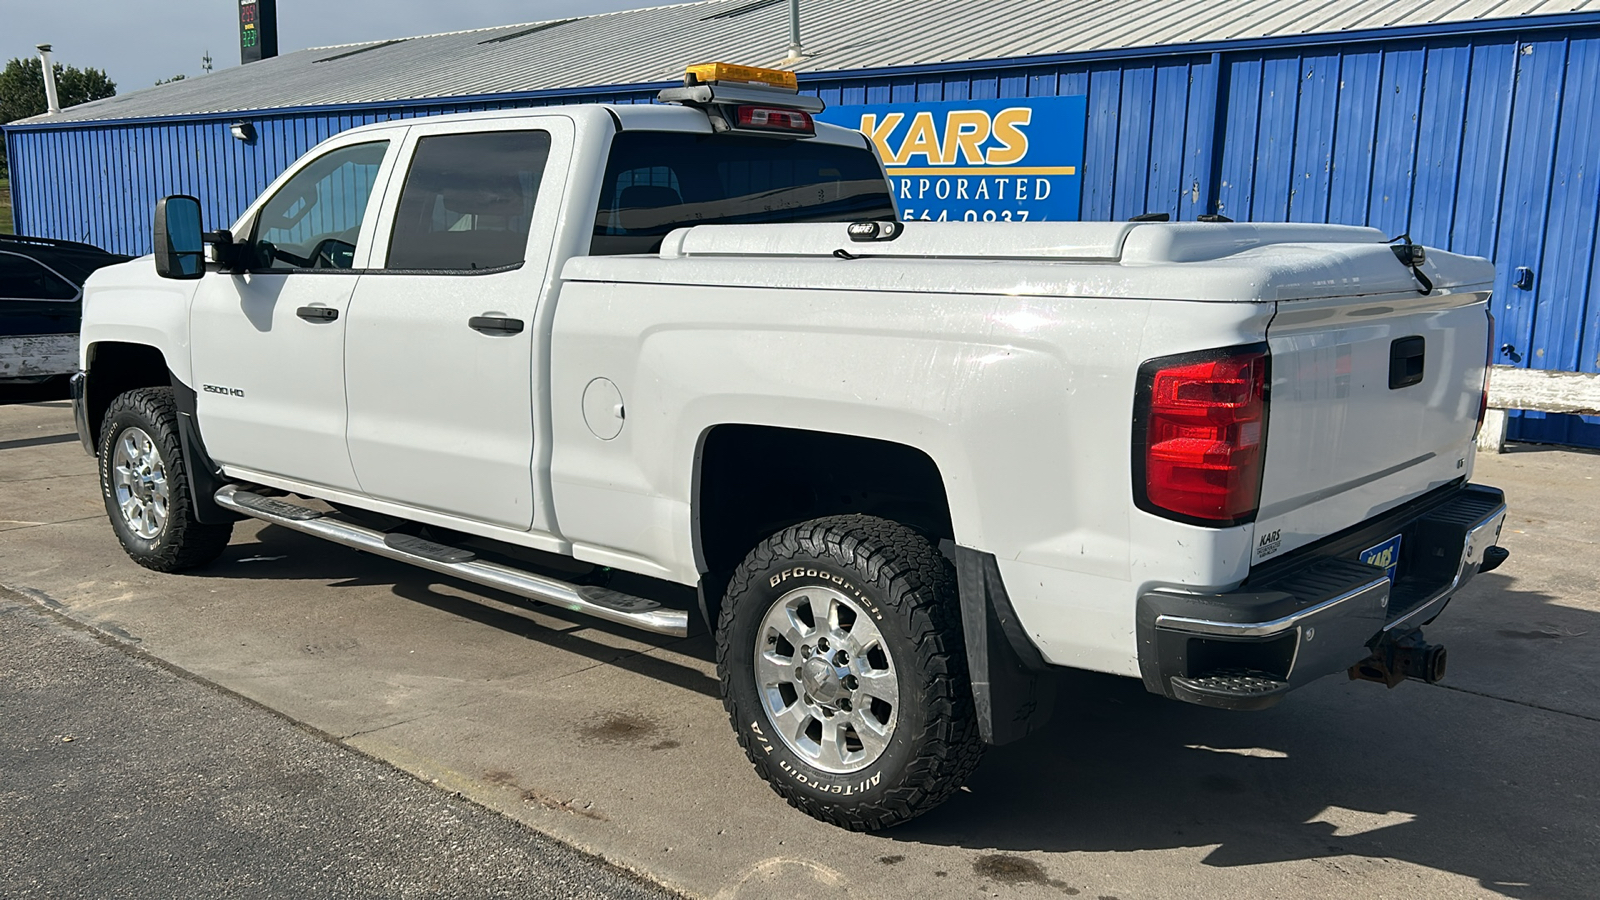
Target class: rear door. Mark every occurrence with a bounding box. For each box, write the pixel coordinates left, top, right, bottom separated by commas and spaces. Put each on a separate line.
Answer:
342, 116, 572, 531
1251, 288, 1491, 564
190, 135, 401, 491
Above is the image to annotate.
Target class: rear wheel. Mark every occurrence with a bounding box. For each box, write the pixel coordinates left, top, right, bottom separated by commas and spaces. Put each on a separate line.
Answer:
716, 515, 982, 831
98, 387, 232, 572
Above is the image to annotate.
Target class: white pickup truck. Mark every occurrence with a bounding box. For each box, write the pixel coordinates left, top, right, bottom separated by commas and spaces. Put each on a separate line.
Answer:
72, 64, 1508, 831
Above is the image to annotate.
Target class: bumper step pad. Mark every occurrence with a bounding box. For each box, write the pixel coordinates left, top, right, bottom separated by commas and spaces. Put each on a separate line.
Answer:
1169, 668, 1291, 710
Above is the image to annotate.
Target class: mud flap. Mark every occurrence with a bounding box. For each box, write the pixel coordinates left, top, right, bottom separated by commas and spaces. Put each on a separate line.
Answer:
170, 375, 244, 525
942, 542, 1057, 746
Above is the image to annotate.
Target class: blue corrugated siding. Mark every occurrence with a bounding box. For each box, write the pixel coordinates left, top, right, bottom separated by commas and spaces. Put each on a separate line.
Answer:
6, 24, 1600, 446
2, 92, 659, 255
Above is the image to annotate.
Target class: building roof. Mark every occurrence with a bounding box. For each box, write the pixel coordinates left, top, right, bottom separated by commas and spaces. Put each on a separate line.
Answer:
17, 0, 1600, 127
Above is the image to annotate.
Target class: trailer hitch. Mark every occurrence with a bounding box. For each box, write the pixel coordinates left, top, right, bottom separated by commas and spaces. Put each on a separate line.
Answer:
1349, 629, 1447, 688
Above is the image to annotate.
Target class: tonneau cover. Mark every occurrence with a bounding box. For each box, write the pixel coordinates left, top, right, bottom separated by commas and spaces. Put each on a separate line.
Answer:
563, 222, 1494, 304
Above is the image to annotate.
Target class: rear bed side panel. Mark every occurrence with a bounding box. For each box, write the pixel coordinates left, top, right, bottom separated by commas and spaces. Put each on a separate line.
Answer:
1253, 289, 1492, 565
549, 276, 1273, 675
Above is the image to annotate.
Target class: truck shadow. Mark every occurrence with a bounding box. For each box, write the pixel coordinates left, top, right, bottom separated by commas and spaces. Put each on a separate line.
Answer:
206, 522, 722, 700
202, 525, 1595, 898
890, 572, 1599, 899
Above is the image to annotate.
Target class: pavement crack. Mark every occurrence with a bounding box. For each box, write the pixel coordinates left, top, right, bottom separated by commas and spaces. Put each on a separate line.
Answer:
0, 514, 106, 532
0, 472, 98, 484
1429, 682, 1600, 724
342, 715, 431, 740
547, 634, 700, 684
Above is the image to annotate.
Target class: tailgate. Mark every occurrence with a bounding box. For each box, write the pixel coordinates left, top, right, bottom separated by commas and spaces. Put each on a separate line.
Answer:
1251, 289, 1491, 566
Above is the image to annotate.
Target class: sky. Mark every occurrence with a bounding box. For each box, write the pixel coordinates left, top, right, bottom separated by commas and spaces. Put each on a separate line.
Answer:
2, 0, 667, 95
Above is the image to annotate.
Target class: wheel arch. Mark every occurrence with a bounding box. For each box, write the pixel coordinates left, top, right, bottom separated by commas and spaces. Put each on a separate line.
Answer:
691, 423, 956, 628
691, 422, 1058, 749
82, 340, 239, 525
81, 341, 172, 452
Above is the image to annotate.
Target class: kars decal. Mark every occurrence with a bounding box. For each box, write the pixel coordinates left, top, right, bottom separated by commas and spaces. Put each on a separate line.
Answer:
1255, 528, 1282, 560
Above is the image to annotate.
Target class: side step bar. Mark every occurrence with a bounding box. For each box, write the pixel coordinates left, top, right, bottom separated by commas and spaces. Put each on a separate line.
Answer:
215, 485, 690, 637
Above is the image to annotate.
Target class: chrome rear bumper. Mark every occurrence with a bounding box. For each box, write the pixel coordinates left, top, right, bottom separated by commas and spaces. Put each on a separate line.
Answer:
1136, 483, 1507, 709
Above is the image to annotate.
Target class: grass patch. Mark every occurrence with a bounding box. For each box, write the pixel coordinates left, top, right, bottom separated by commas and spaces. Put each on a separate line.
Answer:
0, 176, 12, 234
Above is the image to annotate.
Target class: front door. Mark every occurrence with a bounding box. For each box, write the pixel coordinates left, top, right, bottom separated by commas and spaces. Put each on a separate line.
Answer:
343, 118, 571, 531
190, 136, 400, 491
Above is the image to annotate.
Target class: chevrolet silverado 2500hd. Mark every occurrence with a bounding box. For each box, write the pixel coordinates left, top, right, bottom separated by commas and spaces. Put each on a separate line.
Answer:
71, 64, 1508, 831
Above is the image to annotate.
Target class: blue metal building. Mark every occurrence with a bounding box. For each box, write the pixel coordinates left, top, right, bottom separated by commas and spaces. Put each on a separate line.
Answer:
6, 0, 1600, 446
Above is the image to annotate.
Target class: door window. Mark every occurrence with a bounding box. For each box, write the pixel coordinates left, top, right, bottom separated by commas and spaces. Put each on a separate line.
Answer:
385, 130, 552, 271
0, 253, 78, 300
252, 141, 389, 270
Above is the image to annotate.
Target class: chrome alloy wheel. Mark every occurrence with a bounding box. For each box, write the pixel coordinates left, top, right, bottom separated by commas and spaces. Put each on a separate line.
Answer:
754, 585, 900, 774
111, 426, 169, 540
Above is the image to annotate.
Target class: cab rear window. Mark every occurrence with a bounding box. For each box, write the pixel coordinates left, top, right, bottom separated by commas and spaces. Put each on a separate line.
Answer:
590, 132, 896, 255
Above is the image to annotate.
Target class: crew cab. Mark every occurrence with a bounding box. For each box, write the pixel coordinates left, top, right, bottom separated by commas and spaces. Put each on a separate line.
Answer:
71, 63, 1508, 831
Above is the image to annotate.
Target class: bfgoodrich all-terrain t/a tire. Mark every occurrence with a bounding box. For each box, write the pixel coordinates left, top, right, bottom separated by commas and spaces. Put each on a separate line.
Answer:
716, 515, 983, 831
98, 387, 233, 572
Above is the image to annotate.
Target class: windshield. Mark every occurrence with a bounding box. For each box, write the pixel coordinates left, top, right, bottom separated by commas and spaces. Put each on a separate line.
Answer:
590, 131, 896, 255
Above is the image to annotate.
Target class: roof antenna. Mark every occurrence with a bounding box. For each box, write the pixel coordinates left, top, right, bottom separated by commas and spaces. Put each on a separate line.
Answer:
784, 0, 805, 63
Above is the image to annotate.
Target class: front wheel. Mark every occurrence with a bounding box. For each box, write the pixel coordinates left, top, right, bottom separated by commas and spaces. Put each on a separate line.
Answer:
98, 387, 233, 572
716, 515, 983, 831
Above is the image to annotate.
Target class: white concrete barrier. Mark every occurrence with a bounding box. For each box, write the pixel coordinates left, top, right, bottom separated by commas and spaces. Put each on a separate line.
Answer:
1476, 365, 1600, 453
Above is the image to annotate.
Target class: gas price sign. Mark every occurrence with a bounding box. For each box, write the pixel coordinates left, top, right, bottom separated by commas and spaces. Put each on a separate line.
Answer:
820, 96, 1086, 222
239, 0, 278, 63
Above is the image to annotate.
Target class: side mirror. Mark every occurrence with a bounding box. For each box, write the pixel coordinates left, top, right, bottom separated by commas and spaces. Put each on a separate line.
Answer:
153, 195, 205, 279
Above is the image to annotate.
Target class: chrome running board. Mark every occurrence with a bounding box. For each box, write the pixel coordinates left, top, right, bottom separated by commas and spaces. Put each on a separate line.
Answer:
215, 485, 690, 637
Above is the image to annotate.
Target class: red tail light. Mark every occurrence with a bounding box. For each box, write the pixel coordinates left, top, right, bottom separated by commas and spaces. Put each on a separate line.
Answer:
1474, 311, 1494, 439
735, 105, 814, 134
1134, 345, 1270, 526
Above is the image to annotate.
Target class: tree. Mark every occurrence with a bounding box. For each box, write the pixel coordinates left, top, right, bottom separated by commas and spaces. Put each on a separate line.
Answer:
0, 57, 117, 173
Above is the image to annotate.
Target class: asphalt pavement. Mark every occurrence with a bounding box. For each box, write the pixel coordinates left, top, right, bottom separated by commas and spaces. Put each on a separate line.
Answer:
2, 398, 1598, 899
0, 588, 675, 900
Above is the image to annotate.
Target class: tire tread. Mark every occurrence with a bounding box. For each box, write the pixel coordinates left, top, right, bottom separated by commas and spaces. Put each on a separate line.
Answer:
98, 387, 232, 572
716, 515, 983, 831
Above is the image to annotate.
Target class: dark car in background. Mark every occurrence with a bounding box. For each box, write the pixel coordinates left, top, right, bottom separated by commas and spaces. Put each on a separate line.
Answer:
1, 234, 129, 394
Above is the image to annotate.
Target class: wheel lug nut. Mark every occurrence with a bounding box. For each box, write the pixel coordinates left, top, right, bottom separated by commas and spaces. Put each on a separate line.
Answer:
839, 698, 852, 712
833, 651, 848, 666
818, 638, 829, 651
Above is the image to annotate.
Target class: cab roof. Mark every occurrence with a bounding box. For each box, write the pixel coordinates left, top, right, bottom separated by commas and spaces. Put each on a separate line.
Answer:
330, 102, 869, 148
